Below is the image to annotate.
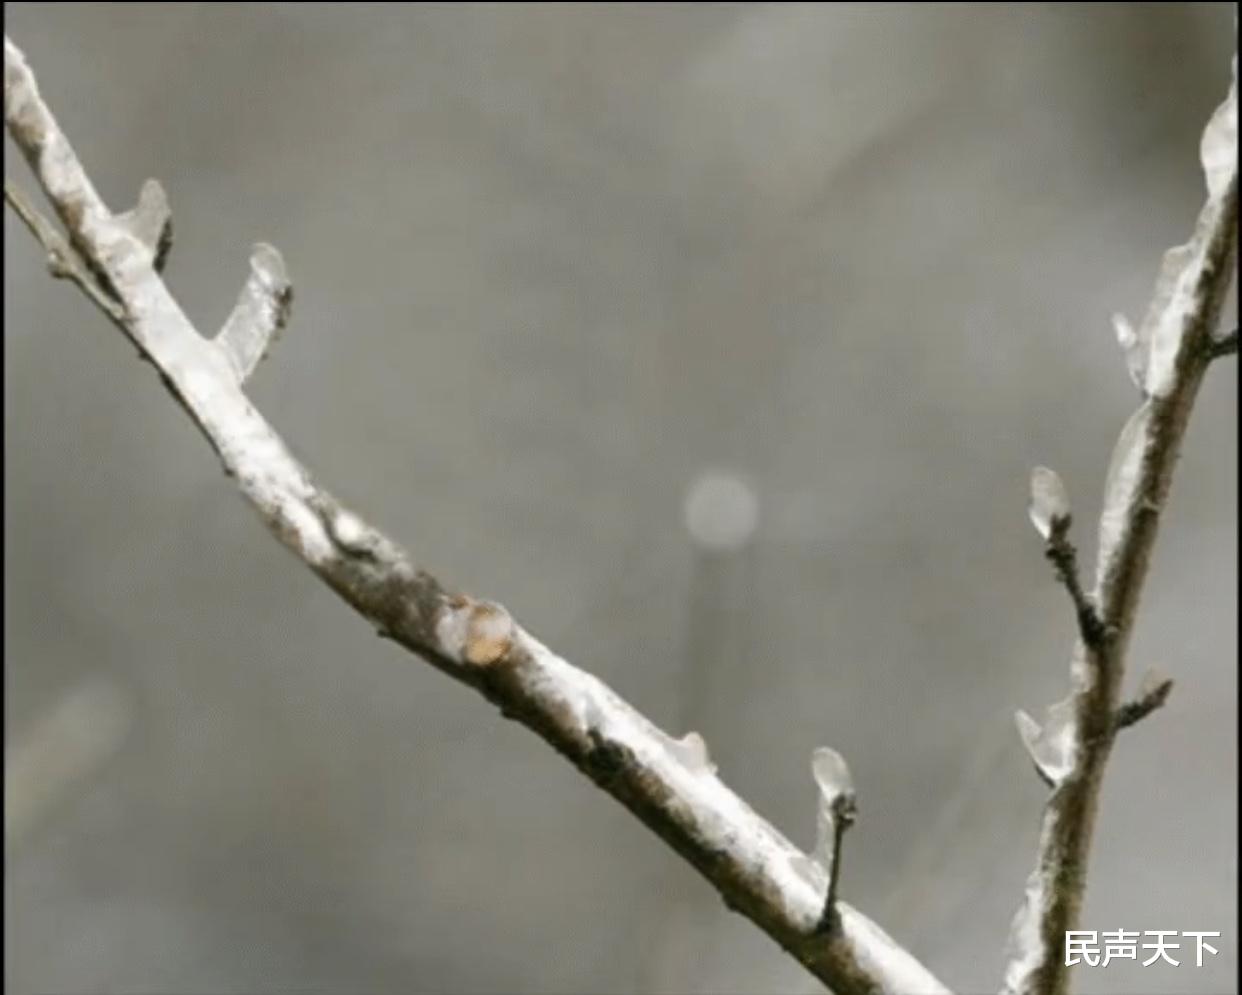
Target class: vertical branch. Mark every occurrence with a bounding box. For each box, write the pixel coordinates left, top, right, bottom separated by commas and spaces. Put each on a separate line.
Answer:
1001, 54, 1238, 995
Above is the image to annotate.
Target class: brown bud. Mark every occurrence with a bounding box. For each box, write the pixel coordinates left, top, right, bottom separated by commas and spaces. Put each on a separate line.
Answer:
464, 601, 514, 666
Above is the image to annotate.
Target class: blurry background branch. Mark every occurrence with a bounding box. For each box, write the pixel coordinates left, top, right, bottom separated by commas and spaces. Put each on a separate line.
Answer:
5, 677, 132, 849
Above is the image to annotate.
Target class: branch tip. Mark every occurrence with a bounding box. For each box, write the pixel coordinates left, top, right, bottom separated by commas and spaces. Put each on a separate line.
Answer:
118, 177, 173, 271
811, 747, 857, 932
1114, 673, 1174, 732
1208, 327, 1237, 359
217, 242, 293, 383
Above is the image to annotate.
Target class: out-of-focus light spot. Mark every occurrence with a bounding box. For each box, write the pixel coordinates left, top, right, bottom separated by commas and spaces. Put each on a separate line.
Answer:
683, 470, 760, 552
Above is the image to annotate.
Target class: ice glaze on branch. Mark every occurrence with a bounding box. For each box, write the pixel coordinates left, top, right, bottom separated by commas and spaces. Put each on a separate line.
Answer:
4, 35, 948, 995
1001, 53, 1238, 995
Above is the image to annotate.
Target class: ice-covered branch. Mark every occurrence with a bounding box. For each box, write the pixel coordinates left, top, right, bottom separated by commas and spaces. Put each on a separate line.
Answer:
811, 747, 857, 933
4, 36, 949, 995
1001, 54, 1238, 995
117, 177, 172, 272
217, 243, 293, 382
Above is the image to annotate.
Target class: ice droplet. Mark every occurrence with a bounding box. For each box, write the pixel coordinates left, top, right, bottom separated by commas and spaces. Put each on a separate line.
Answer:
1097, 402, 1152, 583
1027, 467, 1070, 540
1112, 312, 1137, 350
251, 242, 288, 290
668, 731, 717, 775
1111, 312, 1145, 390
1201, 54, 1237, 201
812, 746, 854, 801
1015, 696, 1078, 786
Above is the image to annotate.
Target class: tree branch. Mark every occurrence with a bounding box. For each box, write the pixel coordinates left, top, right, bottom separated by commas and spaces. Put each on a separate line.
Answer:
1001, 56, 1238, 995
4, 35, 949, 995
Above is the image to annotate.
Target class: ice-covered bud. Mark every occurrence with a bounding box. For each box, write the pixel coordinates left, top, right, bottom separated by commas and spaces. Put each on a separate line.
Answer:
1028, 466, 1071, 540
811, 746, 856, 866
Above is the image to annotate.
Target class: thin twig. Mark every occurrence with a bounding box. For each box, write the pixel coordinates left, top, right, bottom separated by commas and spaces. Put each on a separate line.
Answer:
4, 179, 125, 322
817, 793, 858, 933
1208, 326, 1237, 359
1043, 518, 1109, 649
1113, 676, 1174, 732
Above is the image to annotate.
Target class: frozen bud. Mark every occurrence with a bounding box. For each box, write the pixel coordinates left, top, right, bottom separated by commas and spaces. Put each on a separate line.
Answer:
812, 746, 854, 805
1028, 466, 1071, 540
464, 602, 514, 666
1111, 312, 1138, 351
1111, 312, 1147, 391
811, 747, 856, 868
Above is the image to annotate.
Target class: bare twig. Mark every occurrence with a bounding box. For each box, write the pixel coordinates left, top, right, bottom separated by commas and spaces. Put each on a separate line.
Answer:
1042, 518, 1109, 650
3, 35, 949, 995
818, 793, 858, 933
1113, 673, 1174, 733
1001, 55, 1238, 995
216, 243, 293, 382
1208, 326, 1237, 359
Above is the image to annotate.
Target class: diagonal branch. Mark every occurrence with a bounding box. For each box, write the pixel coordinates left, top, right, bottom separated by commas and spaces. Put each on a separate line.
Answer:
1112, 670, 1174, 733
4, 35, 949, 995
1000, 55, 1238, 995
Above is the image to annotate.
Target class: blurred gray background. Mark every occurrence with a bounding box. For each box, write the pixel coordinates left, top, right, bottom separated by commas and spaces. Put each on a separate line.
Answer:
4, 4, 1237, 994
